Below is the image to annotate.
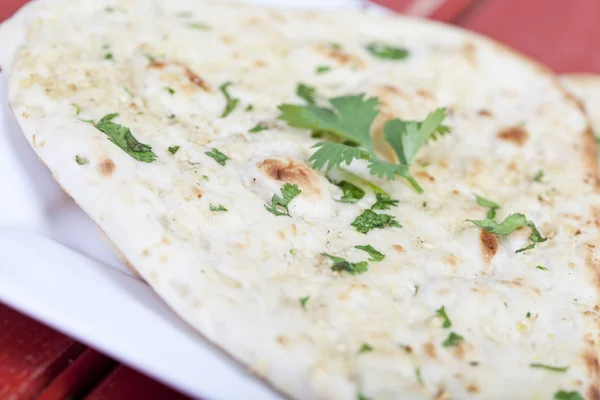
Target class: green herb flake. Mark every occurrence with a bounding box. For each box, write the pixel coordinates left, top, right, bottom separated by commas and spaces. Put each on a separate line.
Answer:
351, 209, 401, 234
323, 253, 368, 275
536, 265, 547, 271
75, 155, 87, 165
72, 104, 81, 115
331, 180, 365, 203
554, 390, 584, 400
249, 123, 267, 133
168, 146, 180, 155
245, 104, 254, 111
526, 312, 531, 318
289, 249, 295, 255
165, 87, 175, 95
358, 343, 373, 353
435, 306, 452, 328
209, 204, 228, 212
300, 296, 310, 310
415, 367, 424, 386
296, 83, 317, 105
533, 170, 544, 182
316, 65, 331, 74
124, 87, 135, 97
355, 245, 385, 262
202, 175, 209, 181
219, 81, 239, 118
422, 201, 427, 208
468, 213, 547, 253
442, 332, 463, 347
204, 148, 229, 166
104, 53, 113, 60
94, 114, 156, 162
328, 42, 343, 50
357, 393, 372, 400
265, 183, 301, 217
475, 194, 500, 220
168, 114, 176, 119
104, 6, 114, 12
365, 42, 409, 60
278, 94, 448, 193
530, 363, 569, 372
371, 192, 398, 210
187, 22, 211, 30
469, 361, 479, 366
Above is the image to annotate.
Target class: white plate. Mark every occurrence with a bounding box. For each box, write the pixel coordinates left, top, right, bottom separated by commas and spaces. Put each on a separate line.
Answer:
0, 1, 392, 399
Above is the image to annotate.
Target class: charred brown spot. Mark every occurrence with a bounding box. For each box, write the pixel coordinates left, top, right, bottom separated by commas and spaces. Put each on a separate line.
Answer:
497, 126, 528, 146
583, 347, 600, 377
589, 385, 600, 400
259, 158, 320, 195
123, 260, 140, 277
461, 42, 477, 65
435, 389, 450, 400
466, 384, 479, 394
393, 245, 404, 253
478, 109, 493, 117
423, 342, 437, 358
142, 249, 150, 256
148, 61, 166, 69
584, 242, 600, 288
415, 170, 435, 182
159, 255, 168, 263
480, 229, 499, 262
291, 224, 297, 236
582, 125, 600, 189
220, 36, 234, 44
192, 187, 203, 199
98, 159, 115, 177
277, 230, 286, 240
183, 66, 211, 91
416, 89, 435, 100
276, 335, 289, 346
162, 237, 171, 245
253, 60, 267, 68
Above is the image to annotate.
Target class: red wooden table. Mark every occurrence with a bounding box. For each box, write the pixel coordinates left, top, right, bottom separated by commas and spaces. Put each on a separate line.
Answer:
1, 0, 599, 398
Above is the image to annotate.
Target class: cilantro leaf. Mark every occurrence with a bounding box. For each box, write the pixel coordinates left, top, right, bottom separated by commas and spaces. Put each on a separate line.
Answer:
365, 42, 409, 60
358, 343, 373, 353
75, 155, 87, 165
358, 393, 373, 400
554, 391, 584, 400
469, 213, 528, 235
309, 142, 369, 172
296, 83, 317, 105
94, 114, 156, 162
219, 82, 239, 118
475, 194, 500, 219
530, 363, 569, 372
351, 209, 401, 234
187, 22, 211, 30
536, 265, 547, 271
168, 146, 179, 155
442, 332, 463, 347
330, 180, 365, 203
323, 253, 368, 275
165, 87, 175, 95
300, 296, 310, 309
205, 148, 229, 166
371, 192, 398, 210
209, 204, 227, 212
355, 245, 385, 261
104, 52, 113, 60
533, 170, 544, 182
249, 123, 267, 133
316, 65, 331, 74
279, 94, 379, 153
265, 183, 301, 217
435, 306, 452, 328
415, 367, 424, 385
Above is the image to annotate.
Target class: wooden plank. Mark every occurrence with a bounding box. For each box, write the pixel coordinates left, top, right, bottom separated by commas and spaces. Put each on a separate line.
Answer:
36, 349, 117, 400
85, 365, 190, 400
0, 304, 85, 400
458, 0, 600, 73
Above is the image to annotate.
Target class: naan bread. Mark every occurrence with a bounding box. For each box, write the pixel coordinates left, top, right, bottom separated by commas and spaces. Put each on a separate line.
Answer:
562, 74, 600, 136
2, 1, 600, 399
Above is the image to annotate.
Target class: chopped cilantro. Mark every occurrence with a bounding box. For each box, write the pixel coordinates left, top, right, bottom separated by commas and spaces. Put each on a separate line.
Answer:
422, 201, 427, 208
296, 83, 317, 105
300, 296, 309, 310
202, 175, 209, 181
357, 393, 372, 400
323, 253, 368, 275
245, 104, 254, 111
124, 87, 134, 97
328, 42, 343, 50
470, 361, 479, 366
290, 249, 295, 255
94, 114, 156, 162
168, 114, 176, 119
442, 332, 463, 347
351, 209, 401, 234
187, 22, 211, 30
536, 265, 547, 271
330, 180, 365, 203
526, 312, 531, 318
278, 94, 448, 193
358, 343, 373, 353
204, 148, 228, 166
104, 53, 113, 60
144, 53, 156, 62
72, 104, 81, 115
415, 367, 424, 385
371, 192, 398, 210
365, 42, 409, 60
316, 65, 331, 74
355, 245, 385, 261
475, 194, 500, 220
554, 390, 584, 400
530, 363, 569, 372
468, 213, 546, 253
533, 170, 544, 182
219, 82, 239, 118
435, 306, 452, 328
165, 87, 175, 95
75, 155, 87, 165
168, 146, 179, 155
209, 204, 227, 212
249, 123, 267, 133
265, 183, 301, 217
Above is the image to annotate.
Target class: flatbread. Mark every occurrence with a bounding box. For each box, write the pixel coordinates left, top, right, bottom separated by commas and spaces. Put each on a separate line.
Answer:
2, 1, 600, 399
562, 74, 600, 135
